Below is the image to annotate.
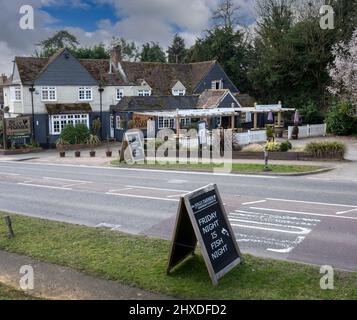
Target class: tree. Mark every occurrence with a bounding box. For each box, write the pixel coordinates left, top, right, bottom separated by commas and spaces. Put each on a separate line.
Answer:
167, 34, 187, 63
212, 0, 240, 29
328, 29, 357, 111
36, 30, 79, 57
72, 44, 109, 59
140, 42, 166, 63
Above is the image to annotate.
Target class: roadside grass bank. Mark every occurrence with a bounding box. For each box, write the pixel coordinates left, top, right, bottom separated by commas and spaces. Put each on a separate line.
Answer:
0, 213, 356, 300
0, 282, 37, 300
110, 161, 324, 174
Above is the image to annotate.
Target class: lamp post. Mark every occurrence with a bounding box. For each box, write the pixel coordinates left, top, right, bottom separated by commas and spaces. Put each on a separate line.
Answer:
98, 86, 104, 140
29, 85, 36, 143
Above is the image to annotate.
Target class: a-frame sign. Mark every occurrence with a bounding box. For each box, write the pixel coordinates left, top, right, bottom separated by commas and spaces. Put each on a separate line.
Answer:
167, 184, 243, 285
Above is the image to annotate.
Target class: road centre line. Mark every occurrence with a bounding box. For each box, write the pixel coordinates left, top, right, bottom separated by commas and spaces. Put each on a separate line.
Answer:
0, 172, 20, 176
43, 177, 93, 184
249, 207, 357, 221
266, 198, 357, 208
242, 200, 267, 206
125, 185, 190, 193
105, 192, 180, 202
17, 183, 72, 191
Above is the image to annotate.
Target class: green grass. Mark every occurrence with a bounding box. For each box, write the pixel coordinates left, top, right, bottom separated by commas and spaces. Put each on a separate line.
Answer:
0, 213, 356, 300
0, 282, 37, 300
111, 160, 322, 174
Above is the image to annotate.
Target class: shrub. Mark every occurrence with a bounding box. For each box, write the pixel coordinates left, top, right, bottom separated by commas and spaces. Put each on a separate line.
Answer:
279, 140, 292, 152
60, 124, 90, 144
299, 102, 324, 124
305, 141, 346, 159
265, 141, 280, 152
92, 118, 101, 136
266, 126, 274, 139
325, 100, 357, 136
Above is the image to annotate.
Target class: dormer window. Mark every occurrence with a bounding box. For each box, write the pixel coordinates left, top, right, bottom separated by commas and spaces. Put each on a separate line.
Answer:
212, 80, 223, 90
172, 89, 186, 96
138, 89, 151, 97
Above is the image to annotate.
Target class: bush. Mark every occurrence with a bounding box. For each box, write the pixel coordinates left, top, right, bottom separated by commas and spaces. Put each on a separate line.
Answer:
60, 124, 90, 144
299, 102, 324, 124
305, 141, 346, 159
265, 141, 280, 152
279, 140, 292, 152
325, 100, 357, 136
266, 126, 274, 139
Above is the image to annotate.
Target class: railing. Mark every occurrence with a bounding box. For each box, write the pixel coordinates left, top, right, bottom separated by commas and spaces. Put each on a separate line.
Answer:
234, 130, 267, 146
288, 124, 327, 140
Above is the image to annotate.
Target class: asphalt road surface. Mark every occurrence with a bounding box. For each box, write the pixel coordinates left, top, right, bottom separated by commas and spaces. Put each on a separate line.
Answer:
0, 160, 356, 271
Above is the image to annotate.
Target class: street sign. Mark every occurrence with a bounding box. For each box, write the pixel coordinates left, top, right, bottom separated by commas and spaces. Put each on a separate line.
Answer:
5, 116, 32, 137
167, 184, 243, 285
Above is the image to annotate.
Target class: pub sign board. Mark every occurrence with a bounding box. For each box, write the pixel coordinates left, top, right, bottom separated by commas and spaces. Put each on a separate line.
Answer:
120, 130, 145, 163
167, 184, 243, 285
5, 117, 32, 137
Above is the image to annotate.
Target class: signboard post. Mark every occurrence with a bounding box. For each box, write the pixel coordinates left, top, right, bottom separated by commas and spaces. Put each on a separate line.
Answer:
167, 184, 243, 285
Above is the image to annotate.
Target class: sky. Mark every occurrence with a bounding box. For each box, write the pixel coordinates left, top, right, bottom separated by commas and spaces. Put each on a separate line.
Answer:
0, 0, 257, 75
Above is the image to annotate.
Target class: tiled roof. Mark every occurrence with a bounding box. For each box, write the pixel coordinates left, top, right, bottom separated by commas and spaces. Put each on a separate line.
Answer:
14, 50, 216, 95
196, 89, 231, 109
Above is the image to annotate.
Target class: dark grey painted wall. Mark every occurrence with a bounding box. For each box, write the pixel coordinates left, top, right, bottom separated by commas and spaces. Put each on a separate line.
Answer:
194, 63, 239, 94
35, 50, 98, 86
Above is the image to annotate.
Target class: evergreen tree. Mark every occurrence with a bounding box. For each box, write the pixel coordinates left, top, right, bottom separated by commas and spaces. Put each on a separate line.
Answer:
140, 42, 166, 63
167, 34, 187, 63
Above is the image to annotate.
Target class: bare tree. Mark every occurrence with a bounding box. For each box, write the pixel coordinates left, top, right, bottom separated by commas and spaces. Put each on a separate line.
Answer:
212, 0, 240, 29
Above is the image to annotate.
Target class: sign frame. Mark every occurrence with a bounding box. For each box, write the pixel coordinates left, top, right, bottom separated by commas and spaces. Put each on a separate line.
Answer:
167, 184, 243, 285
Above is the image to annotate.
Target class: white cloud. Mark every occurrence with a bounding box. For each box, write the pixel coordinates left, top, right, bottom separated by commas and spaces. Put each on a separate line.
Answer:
0, 0, 257, 75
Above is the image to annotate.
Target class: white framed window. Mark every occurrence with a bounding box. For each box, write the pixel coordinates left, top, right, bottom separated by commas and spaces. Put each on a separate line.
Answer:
172, 89, 186, 96
211, 80, 223, 90
138, 89, 151, 97
41, 86, 57, 101
158, 117, 175, 129
50, 114, 89, 135
180, 118, 191, 127
10, 86, 22, 101
116, 88, 124, 101
116, 116, 122, 129
78, 87, 92, 101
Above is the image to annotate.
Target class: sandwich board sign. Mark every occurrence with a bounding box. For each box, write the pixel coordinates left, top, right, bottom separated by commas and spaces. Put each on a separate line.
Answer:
119, 130, 145, 163
167, 184, 243, 285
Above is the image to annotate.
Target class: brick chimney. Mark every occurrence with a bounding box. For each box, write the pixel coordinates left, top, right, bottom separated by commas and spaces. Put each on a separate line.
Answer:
0, 74, 7, 85
110, 45, 122, 73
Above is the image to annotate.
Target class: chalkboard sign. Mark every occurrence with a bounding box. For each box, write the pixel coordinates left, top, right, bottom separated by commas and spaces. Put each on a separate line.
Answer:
167, 184, 243, 285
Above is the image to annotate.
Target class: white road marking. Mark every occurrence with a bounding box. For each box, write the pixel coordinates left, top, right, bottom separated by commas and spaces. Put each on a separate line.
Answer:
249, 206, 357, 221
242, 200, 267, 206
126, 185, 190, 193
105, 192, 180, 202
17, 183, 72, 190
0, 172, 20, 176
43, 177, 93, 184
307, 177, 332, 181
95, 223, 122, 231
267, 236, 305, 253
266, 198, 357, 208
167, 179, 187, 184
336, 208, 357, 215
229, 218, 311, 235
0, 161, 278, 179
108, 188, 133, 192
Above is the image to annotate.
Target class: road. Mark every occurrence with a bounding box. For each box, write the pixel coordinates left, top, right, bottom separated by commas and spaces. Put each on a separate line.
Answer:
0, 160, 356, 271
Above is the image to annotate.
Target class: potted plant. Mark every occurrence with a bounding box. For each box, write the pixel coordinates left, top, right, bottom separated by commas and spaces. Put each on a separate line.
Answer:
87, 134, 100, 157
106, 137, 112, 157
74, 137, 81, 158
56, 138, 68, 158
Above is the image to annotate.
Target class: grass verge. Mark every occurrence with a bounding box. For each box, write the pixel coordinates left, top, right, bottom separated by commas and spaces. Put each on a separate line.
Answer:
0, 282, 37, 300
110, 161, 323, 174
0, 213, 356, 300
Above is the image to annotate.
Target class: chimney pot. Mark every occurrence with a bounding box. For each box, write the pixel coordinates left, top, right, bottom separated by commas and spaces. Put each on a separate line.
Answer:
110, 45, 122, 73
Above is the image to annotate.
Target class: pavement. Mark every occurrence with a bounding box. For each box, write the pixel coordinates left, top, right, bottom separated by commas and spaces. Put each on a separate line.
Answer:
0, 250, 172, 300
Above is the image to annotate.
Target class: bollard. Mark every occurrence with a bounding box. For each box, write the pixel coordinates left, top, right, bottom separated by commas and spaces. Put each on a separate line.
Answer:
4, 216, 15, 238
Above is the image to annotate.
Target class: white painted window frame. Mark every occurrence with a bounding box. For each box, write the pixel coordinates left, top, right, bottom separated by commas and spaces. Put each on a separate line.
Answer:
138, 89, 151, 97
78, 87, 93, 101
116, 88, 124, 101
10, 86, 22, 101
49, 114, 89, 135
116, 115, 122, 129
211, 80, 223, 90
172, 89, 186, 96
41, 86, 57, 101
158, 117, 175, 129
